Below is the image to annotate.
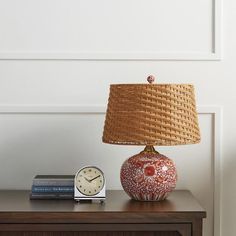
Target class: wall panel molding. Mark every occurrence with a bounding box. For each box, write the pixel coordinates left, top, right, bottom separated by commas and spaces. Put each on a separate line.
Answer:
0, 0, 221, 61
0, 104, 222, 236
197, 106, 222, 236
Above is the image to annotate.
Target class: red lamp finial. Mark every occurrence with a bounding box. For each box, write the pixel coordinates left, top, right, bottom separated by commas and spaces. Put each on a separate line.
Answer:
147, 75, 155, 84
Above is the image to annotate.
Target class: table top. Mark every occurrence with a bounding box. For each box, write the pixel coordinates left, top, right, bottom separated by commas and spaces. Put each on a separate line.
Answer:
0, 190, 204, 213
0, 190, 206, 223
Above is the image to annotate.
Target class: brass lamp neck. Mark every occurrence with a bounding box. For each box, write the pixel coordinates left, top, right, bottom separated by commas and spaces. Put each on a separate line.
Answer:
141, 145, 159, 154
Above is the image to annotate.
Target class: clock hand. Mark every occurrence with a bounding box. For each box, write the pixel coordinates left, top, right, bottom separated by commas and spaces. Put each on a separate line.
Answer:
90, 175, 101, 182
84, 177, 91, 182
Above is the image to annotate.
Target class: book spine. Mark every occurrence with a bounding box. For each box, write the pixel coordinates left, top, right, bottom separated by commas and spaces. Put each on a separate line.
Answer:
33, 180, 74, 186
31, 186, 74, 193
34, 175, 74, 179
30, 193, 73, 200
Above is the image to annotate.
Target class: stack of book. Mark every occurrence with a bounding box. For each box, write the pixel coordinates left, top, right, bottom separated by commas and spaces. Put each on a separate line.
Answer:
30, 175, 74, 200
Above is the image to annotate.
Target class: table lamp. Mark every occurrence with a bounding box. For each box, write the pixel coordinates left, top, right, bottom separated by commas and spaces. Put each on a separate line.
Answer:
102, 76, 200, 201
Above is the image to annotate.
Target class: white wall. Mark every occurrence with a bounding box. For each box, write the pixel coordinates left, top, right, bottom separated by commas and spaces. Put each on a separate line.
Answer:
0, 0, 235, 236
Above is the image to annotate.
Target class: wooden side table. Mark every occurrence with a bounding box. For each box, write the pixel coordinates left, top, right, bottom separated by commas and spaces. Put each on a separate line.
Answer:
0, 190, 206, 236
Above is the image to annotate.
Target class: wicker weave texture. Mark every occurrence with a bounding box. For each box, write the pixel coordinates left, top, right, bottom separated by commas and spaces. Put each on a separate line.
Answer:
102, 84, 200, 146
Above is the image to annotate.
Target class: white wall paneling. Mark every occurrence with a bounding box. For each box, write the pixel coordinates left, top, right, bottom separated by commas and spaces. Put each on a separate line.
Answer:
0, 0, 221, 60
197, 106, 222, 236
0, 105, 221, 236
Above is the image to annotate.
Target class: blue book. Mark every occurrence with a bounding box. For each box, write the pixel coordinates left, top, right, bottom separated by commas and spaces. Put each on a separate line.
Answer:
31, 186, 74, 193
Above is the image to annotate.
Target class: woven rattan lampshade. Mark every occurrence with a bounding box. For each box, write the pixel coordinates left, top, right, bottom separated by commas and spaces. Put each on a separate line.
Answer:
103, 83, 200, 146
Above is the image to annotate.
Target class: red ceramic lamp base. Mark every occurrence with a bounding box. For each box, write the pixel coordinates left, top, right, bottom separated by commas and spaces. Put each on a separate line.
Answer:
120, 146, 177, 201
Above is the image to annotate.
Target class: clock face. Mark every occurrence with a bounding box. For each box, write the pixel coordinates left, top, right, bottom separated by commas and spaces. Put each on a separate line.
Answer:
75, 166, 105, 196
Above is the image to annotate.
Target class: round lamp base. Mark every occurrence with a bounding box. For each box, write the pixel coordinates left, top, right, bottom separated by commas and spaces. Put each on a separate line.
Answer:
120, 146, 177, 201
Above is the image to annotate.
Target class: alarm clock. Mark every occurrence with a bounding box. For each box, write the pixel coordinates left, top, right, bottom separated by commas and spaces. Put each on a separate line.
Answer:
74, 166, 106, 202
